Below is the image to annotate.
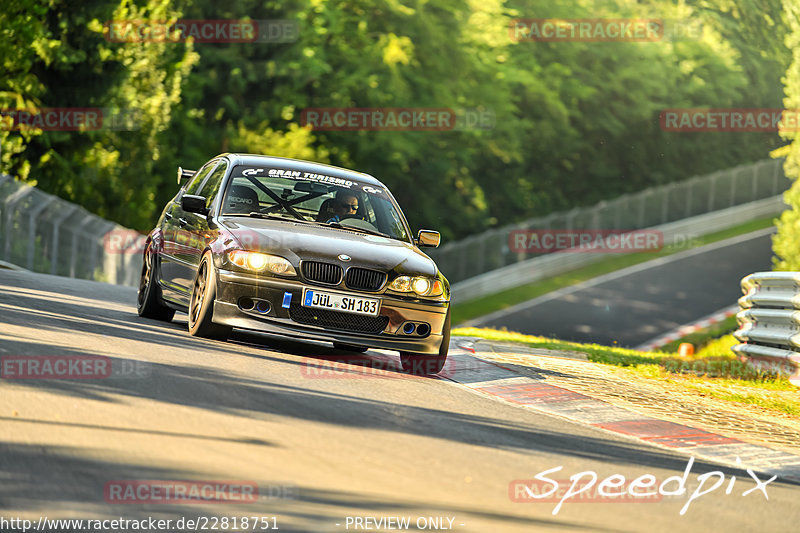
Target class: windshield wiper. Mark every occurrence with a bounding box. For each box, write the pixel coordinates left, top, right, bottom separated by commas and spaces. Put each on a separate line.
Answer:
238, 212, 308, 223
320, 221, 393, 239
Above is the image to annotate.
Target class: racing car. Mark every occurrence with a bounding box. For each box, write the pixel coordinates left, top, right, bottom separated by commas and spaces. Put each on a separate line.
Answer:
137, 153, 451, 374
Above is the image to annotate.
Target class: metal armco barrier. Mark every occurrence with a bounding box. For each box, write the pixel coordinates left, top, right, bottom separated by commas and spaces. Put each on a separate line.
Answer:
452, 195, 786, 303
733, 272, 800, 386
431, 158, 787, 286
0, 175, 144, 286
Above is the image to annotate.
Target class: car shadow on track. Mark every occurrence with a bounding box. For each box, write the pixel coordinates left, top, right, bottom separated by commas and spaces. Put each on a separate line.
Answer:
0, 441, 604, 532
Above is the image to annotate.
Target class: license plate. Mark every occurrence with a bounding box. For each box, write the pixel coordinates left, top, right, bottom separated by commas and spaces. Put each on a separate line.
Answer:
302, 289, 380, 316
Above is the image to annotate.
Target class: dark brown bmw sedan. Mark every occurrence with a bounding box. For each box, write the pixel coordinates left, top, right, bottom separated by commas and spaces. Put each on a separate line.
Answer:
137, 153, 451, 374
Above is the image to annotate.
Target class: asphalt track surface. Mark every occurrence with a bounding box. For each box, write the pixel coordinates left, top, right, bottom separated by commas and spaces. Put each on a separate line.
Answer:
1, 267, 798, 532
472, 229, 774, 348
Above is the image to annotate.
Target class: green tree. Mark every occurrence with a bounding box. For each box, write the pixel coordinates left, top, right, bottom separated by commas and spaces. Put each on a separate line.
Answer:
2, 0, 197, 230
772, 0, 800, 270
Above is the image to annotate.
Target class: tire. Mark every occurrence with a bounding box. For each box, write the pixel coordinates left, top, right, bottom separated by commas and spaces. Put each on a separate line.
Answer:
137, 244, 175, 322
400, 309, 450, 375
333, 343, 369, 353
188, 253, 232, 340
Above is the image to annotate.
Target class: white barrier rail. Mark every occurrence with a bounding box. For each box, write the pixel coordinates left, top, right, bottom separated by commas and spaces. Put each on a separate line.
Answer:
431, 158, 787, 285
452, 194, 787, 303
733, 272, 800, 385
0, 175, 144, 286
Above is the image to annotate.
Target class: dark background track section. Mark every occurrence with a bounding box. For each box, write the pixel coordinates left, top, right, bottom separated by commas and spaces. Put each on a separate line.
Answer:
476, 231, 774, 347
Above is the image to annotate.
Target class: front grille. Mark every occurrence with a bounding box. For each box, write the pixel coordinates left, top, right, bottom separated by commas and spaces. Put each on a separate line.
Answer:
289, 304, 389, 334
301, 261, 342, 285
345, 267, 387, 292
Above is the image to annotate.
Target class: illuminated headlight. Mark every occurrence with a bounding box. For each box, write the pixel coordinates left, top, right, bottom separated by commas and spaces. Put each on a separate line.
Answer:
228, 250, 296, 276
389, 276, 443, 297
412, 277, 430, 295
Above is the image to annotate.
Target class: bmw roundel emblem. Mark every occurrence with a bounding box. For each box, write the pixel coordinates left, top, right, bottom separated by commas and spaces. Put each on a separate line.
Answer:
338, 254, 351, 262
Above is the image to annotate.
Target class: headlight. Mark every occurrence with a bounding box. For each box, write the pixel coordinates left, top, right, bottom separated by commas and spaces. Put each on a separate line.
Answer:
412, 277, 430, 295
228, 250, 296, 276
389, 276, 443, 297
389, 276, 412, 292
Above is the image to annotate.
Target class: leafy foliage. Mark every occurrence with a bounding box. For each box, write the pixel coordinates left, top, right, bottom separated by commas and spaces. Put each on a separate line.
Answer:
0, 0, 792, 239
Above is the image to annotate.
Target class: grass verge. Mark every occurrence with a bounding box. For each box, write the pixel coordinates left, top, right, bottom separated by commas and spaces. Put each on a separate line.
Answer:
452, 216, 775, 325
453, 326, 800, 417
659, 315, 739, 353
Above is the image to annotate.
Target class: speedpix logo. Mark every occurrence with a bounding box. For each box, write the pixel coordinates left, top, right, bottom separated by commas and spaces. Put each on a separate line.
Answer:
511, 457, 776, 515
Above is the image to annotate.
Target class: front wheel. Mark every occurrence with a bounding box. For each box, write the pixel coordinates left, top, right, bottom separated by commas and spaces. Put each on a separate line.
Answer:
137, 244, 175, 322
400, 310, 450, 375
188, 253, 232, 340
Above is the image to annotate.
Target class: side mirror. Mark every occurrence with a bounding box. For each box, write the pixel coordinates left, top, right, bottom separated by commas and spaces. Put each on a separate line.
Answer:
177, 166, 196, 186
417, 230, 440, 248
182, 194, 208, 215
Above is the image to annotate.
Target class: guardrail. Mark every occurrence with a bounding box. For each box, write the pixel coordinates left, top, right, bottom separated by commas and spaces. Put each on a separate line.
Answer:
452, 194, 786, 303
733, 272, 800, 386
430, 158, 787, 285
0, 174, 144, 286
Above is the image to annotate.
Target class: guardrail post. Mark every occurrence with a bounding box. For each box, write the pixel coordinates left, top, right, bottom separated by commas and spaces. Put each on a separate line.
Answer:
591, 202, 603, 230
50, 204, 77, 274
475, 233, 487, 275
637, 190, 647, 227
3, 184, 33, 262
773, 159, 782, 195
26, 195, 56, 270
729, 167, 740, 207
660, 184, 672, 224
69, 214, 95, 278
117, 225, 142, 285
613, 195, 624, 229
707, 171, 718, 212
733, 271, 800, 386
88, 222, 115, 281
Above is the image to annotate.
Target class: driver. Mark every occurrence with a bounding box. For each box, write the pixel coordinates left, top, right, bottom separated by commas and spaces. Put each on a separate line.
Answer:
325, 190, 359, 223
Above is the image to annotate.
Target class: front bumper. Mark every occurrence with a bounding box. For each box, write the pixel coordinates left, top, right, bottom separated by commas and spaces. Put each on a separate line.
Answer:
213, 269, 449, 354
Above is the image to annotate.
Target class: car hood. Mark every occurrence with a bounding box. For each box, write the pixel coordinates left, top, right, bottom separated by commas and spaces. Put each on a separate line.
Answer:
219, 217, 438, 276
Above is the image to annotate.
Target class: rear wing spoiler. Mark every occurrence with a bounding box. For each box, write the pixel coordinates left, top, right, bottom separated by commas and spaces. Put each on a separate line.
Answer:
177, 167, 196, 185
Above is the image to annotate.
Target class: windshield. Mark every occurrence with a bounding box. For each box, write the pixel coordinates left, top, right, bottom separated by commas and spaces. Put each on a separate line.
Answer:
220, 165, 411, 242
